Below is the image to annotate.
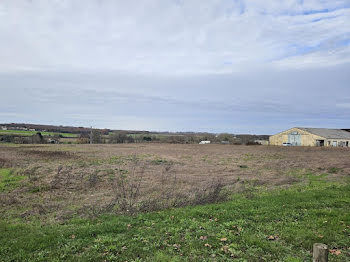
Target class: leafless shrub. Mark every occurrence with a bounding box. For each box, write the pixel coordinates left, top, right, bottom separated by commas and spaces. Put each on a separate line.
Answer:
50, 165, 73, 189
32, 203, 47, 215
88, 171, 99, 188
191, 179, 228, 205
25, 166, 41, 183
137, 179, 228, 212
105, 155, 145, 214
78, 204, 105, 219
0, 157, 10, 168
102, 155, 229, 215
0, 194, 21, 206
19, 204, 47, 219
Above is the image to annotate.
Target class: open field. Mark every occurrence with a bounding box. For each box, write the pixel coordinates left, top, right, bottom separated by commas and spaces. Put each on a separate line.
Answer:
0, 129, 79, 137
0, 144, 349, 261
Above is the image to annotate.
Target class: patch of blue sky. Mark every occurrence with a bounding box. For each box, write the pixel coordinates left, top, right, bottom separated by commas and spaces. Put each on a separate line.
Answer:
270, 36, 350, 62
296, 44, 321, 54
236, 0, 245, 15
311, 15, 340, 23
336, 38, 350, 48
224, 0, 245, 17
280, 4, 350, 17
302, 8, 332, 15
271, 43, 321, 60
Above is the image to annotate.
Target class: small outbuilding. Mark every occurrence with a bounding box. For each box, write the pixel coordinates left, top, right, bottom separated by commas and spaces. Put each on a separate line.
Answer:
269, 127, 350, 147
254, 139, 269, 145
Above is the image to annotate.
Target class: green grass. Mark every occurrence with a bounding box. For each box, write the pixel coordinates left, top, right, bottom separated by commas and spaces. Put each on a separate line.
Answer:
0, 168, 26, 192
0, 130, 78, 138
0, 179, 349, 261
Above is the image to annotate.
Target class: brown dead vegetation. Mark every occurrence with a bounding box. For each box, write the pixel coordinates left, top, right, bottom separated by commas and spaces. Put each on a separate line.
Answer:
21, 149, 77, 159
0, 144, 349, 222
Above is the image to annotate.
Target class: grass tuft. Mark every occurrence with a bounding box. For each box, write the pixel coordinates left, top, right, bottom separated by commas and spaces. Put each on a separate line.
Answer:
0, 168, 25, 192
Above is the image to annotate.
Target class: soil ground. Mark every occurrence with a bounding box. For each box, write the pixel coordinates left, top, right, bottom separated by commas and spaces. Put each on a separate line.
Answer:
1, 144, 349, 223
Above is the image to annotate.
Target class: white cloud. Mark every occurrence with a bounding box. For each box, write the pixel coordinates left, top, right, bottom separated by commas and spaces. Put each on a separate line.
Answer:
0, 0, 349, 75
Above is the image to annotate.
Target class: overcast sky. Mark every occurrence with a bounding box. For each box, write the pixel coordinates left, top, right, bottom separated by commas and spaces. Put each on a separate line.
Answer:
1, 0, 350, 134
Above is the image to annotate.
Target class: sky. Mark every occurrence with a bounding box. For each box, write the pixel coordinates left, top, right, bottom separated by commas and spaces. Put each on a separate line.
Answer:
0, 0, 350, 134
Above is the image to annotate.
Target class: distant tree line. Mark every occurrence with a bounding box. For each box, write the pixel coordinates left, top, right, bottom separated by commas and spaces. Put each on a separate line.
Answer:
101, 132, 268, 145
0, 132, 45, 144
1, 123, 110, 135
0, 128, 269, 145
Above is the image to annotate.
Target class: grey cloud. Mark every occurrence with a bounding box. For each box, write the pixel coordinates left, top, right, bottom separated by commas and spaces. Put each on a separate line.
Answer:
1, 1, 349, 133
1, 63, 350, 133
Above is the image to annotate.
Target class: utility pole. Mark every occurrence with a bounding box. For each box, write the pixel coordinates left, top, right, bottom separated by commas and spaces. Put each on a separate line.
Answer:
90, 126, 93, 144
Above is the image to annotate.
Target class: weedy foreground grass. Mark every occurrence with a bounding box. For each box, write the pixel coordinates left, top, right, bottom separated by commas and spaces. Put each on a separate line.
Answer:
1, 179, 349, 261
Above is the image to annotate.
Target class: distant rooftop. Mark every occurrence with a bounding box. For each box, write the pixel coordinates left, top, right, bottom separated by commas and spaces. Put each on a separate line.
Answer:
297, 127, 350, 139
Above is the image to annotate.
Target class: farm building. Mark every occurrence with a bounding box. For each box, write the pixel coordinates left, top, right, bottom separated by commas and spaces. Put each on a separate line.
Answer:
254, 139, 269, 145
269, 127, 350, 147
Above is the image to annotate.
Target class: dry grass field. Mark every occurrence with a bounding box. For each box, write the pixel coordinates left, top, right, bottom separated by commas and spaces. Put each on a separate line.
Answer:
1, 143, 349, 223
